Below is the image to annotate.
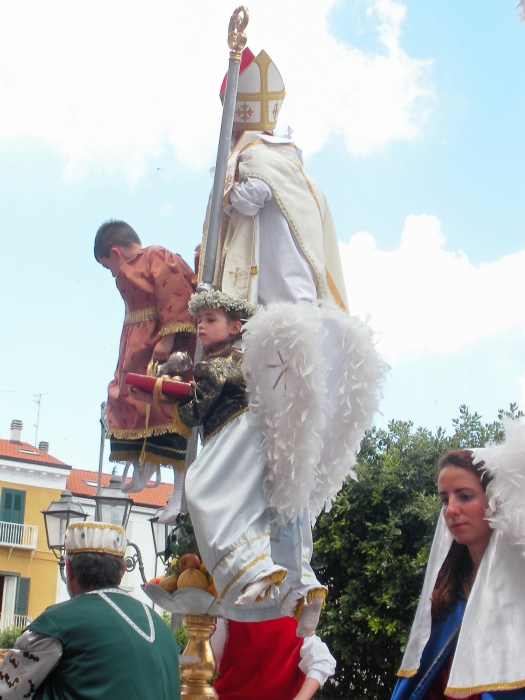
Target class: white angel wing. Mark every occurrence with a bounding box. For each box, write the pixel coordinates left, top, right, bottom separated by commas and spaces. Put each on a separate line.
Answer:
242, 303, 326, 524
472, 417, 525, 548
242, 301, 388, 524
309, 301, 389, 521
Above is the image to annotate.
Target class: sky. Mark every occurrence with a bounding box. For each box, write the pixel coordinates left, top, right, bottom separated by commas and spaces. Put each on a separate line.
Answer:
1, 0, 524, 476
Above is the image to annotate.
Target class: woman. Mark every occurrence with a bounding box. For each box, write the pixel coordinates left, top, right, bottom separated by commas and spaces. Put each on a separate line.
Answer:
392, 424, 525, 699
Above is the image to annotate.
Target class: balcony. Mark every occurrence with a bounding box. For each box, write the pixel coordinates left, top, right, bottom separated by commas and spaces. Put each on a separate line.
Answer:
0, 522, 38, 552
0, 613, 31, 630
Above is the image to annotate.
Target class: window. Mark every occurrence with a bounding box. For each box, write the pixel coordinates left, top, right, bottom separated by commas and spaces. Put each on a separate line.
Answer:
0, 489, 25, 524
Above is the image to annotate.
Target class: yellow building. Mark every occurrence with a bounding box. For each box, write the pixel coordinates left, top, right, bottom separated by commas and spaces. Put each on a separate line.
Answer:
0, 420, 71, 627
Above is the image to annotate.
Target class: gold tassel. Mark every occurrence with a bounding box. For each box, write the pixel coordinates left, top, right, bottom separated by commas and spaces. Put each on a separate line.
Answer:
293, 598, 305, 621
254, 569, 288, 602
109, 451, 185, 469
106, 423, 184, 440
139, 360, 159, 465
171, 404, 192, 438
306, 587, 327, 608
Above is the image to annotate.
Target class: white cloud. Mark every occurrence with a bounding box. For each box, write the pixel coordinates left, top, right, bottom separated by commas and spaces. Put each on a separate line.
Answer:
0, 0, 433, 177
341, 214, 525, 360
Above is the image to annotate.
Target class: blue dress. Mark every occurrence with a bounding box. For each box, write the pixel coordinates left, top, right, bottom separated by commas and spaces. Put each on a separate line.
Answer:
391, 597, 525, 700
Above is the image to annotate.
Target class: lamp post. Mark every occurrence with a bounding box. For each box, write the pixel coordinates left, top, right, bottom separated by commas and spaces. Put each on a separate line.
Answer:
41, 490, 88, 582
93, 474, 132, 528
149, 505, 178, 564
92, 474, 147, 583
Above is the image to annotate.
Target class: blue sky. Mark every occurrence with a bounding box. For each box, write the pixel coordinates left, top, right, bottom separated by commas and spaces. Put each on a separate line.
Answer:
1, 0, 524, 474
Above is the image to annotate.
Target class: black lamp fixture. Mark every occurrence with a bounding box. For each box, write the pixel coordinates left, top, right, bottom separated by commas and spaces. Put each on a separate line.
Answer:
93, 474, 132, 529
149, 505, 178, 563
41, 489, 88, 581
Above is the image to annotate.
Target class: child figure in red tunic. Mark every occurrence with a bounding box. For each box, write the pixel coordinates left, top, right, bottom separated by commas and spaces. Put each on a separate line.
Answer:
212, 617, 335, 700
95, 219, 196, 493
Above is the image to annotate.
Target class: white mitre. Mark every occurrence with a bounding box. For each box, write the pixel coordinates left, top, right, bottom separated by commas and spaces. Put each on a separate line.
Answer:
65, 521, 126, 557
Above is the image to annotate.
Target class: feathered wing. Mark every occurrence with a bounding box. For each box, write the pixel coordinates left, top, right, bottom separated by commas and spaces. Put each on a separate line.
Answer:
242, 301, 388, 524
309, 301, 389, 521
517, 0, 525, 24
242, 303, 326, 524
472, 417, 525, 548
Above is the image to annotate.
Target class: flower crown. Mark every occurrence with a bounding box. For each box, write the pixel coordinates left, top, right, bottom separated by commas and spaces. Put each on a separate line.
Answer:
188, 290, 259, 319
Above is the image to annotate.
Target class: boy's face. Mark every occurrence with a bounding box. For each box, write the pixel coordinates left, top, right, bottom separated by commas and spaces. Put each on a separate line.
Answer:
98, 245, 139, 277
197, 308, 241, 349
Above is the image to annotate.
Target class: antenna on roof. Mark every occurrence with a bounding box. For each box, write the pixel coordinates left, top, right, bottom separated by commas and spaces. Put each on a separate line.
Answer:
32, 393, 48, 446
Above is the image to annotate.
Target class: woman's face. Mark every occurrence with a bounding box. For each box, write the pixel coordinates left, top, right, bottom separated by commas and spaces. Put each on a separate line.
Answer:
438, 466, 492, 557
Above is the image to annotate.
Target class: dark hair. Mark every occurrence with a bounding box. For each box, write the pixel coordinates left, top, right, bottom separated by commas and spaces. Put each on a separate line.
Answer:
67, 551, 123, 589
94, 219, 141, 261
201, 308, 244, 360
431, 450, 488, 620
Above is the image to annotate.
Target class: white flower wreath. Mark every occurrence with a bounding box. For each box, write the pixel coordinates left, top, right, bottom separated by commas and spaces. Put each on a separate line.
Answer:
188, 290, 259, 319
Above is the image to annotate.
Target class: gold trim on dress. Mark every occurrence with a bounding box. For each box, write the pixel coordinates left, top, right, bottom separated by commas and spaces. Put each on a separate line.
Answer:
159, 322, 196, 336
397, 668, 418, 678
211, 532, 271, 575
106, 421, 186, 440
171, 404, 193, 439
255, 569, 288, 601
306, 587, 327, 606
124, 307, 158, 326
204, 407, 249, 443
326, 269, 347, 310
108, 451, 185, 470
293, 598, 305, 621
445, 679, 525, 694
217, 552, 270, 603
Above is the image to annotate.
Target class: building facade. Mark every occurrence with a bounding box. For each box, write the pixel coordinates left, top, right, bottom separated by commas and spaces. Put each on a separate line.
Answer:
0, 420, 174, 621
0, 421, 70, 629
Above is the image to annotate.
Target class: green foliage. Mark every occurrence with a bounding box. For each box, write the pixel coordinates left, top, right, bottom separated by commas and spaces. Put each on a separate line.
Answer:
313, 405, 519, 700
162, 611, 189, 649
0, 625, 23, 649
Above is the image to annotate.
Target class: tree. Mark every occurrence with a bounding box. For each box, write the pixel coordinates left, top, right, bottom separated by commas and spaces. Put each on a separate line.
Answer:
313, 404, 521, 699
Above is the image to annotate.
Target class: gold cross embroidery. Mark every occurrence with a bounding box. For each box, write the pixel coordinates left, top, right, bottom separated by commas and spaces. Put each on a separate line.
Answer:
229, 267, 246, 286
268, 351, 288, 390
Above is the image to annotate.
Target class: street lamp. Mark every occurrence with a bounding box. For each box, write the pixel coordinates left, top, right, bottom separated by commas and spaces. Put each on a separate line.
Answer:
93, 474, 132, 528
41, 490, 87, 582
149, 506, 177, 563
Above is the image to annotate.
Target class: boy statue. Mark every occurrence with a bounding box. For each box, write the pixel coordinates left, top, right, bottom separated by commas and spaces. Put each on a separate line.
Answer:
95, 219, 196, 493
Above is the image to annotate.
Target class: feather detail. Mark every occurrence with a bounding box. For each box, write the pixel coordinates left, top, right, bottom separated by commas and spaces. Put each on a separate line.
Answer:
472, 418, 525, 548
516, 0, 525, 24
242, 300, 389, 524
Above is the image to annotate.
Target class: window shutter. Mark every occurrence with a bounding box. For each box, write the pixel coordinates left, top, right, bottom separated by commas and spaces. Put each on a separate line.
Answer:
15, 577, 30, 617
0, 489, 25, 524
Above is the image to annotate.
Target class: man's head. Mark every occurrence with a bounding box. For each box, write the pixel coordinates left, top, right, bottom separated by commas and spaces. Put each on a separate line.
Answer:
64, 522, 127, 596
94, 219, 142, 277
66, 552, 126, 596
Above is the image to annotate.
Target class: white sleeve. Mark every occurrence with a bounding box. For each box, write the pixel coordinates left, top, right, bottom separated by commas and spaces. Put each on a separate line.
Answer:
229, 178, 273, 216
298, 635, 336, 687
0, 630, 63, 698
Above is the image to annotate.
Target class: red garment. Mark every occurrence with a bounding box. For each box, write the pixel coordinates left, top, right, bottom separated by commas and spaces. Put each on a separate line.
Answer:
426, 655, 481, 700
214, 618, 306, 700
106, 246, 195, 454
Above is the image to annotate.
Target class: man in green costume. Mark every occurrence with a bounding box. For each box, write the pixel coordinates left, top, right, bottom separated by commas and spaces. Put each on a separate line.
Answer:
0, 522, 181, 699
